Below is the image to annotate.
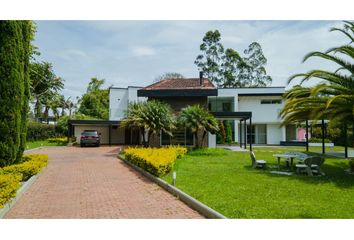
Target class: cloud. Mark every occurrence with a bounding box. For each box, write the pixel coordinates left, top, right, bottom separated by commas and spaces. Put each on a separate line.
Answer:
131, 46, 156, 57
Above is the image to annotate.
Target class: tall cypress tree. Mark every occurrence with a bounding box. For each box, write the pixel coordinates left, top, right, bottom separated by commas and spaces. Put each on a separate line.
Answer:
0, 21, 33, 166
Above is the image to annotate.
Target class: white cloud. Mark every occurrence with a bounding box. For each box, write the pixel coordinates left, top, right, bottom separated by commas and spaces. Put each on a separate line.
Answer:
131, 46, 156, 57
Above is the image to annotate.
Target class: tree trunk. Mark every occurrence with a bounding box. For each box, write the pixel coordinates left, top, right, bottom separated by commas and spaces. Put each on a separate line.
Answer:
147, 130, 153, 147
201, 130, 207, 148
194, 132, 199, 148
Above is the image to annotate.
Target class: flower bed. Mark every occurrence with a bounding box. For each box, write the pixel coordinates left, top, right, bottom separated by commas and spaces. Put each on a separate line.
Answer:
123, 146, 187, 177
0, 154, 48, 208
47, 137, 68, 145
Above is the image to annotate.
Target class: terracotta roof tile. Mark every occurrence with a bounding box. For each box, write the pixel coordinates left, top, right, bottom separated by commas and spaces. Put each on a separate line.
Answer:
143, 78, 215, 90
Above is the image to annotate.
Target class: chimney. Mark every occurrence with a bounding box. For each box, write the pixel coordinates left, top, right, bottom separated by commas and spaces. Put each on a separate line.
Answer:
199, 71, 203, 86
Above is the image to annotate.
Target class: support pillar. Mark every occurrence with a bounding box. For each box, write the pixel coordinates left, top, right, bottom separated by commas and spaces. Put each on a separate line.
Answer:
249, 117, 252, 152
321, 119, 325, 154
344, 122, 348, 158
305, 120, 309, 152
244, 119, 247, 149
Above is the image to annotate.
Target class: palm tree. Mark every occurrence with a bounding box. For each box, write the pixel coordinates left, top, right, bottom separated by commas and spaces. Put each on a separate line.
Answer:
280, 21, 354, 144
121, 100, 175, 147
281, 21, 353, 122
178, 105, 219, 148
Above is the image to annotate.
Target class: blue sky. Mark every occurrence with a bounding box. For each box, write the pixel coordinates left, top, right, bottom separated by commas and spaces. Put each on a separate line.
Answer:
34, 20, 346, 99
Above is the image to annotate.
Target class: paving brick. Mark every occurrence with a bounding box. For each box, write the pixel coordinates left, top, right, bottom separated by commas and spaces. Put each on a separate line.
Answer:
5, 146, 203, 219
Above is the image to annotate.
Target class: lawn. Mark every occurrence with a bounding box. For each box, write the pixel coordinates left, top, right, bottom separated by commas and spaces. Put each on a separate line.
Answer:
25, 140, 65, 150
162, 147, 354, 218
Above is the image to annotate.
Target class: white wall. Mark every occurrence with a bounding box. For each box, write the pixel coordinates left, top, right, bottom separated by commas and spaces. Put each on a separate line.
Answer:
238, 96, 284, 123
109, 87, 146, 121
109, 88, 129, 120
266, 124, 283, 144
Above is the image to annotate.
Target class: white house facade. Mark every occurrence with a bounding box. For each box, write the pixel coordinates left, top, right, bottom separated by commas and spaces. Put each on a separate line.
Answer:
107, 85, 289, 147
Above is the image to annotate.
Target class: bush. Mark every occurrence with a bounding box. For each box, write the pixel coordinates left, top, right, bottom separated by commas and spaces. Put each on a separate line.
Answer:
123, 146, 187, 177
309, 138, 332, 143
47, 137, 68, 145
225, 121, 233, 144
0, 174, 22, 208
27, 122, 59, 141
0, 154, 48, 181
349, 159, 354, 172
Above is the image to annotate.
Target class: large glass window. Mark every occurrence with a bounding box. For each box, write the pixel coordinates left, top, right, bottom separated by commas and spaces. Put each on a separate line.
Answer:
161, 128, 194, 146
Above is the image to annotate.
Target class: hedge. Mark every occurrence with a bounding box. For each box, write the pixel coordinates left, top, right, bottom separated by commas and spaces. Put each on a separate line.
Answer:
123, 146, 187, 177
0, 154, 48, 181
0, 174, 22, 208
27, 122, 59, 141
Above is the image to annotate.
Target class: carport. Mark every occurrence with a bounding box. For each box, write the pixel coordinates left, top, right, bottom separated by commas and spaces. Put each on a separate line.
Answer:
211, 111, 253, 151
67, 120, 122, 145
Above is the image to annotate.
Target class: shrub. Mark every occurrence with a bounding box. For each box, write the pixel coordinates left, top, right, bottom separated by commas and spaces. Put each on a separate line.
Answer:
349, 159, 354, 172
225, 121, 233, 144
27, 122, 59, 141
47, 137, 68, 145
0, 174, 22, 208
123, 146, 187, 177
0, 154, 48, 181
309, 138, 332, 143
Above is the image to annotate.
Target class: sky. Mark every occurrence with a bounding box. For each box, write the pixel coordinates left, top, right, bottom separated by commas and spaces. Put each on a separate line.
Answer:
34, 20, 348, 100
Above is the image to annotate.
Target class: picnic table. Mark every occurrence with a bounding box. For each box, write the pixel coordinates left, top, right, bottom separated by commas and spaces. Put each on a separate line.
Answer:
273, 153, 300, 171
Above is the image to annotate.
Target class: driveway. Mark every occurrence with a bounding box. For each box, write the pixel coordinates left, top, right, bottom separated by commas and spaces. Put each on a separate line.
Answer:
5, 146, 203, 218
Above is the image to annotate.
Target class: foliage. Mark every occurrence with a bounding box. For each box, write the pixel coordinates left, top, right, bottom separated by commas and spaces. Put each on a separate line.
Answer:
308, 138, 332, 143
221, 48, 248, 88
0, 154, 48, 181
349, 159, 354, 172
154, 72, 184, 83
195, 30, 272, 87
47, 137, 68, 145
216, 121, 226, 144
163, 147, 354, 218
77, 77, 109, 119
121, 100, 175, 146
281, 21, 354, 133
225, 121, 233, 144
122, 146, 187, 177
178, 105, 219, 148
0, 20, 34, 167
30, 61, 64, 119
0, 174, 21, 208
55, 113, 97, 136
194, 30, 224, 85
26, 122, 58, 141
240, 42, 272, 87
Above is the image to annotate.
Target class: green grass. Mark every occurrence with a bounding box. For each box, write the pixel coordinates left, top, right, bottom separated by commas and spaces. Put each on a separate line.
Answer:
162, 147, 354, 218
25, 140, 65, 150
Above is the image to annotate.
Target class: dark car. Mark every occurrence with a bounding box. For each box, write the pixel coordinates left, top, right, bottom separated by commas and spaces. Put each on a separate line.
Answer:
80, 130, 101, 147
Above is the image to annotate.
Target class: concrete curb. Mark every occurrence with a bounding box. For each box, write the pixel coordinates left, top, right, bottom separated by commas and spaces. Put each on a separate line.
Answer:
0, 173, 40, 219
24, 146, 66, 153
119, 157, 227, 219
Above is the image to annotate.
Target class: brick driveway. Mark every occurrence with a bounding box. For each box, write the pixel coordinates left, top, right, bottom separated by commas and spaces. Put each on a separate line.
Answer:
5, 146, 203, 219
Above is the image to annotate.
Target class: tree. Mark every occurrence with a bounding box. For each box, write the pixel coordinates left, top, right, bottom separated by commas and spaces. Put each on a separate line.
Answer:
121, 100, 175, 146
194, 30, 224, 86
280, 21, 354, 146
0, 20, 34, 166
221, 48, 248, 88
178, 105, 219, 148
154, 72, 184, 83
29, 61, 64, 119
77, 77, 109, 119
241, 42, 272, 87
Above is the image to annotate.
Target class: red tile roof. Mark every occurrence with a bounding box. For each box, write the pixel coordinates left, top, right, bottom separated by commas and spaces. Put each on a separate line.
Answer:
143, 78, 216, 90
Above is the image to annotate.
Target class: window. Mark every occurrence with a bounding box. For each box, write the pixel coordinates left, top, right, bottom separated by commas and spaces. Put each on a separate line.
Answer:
261, 99, 282, 104
222, 102, 231, 111
161, 128, 194, 146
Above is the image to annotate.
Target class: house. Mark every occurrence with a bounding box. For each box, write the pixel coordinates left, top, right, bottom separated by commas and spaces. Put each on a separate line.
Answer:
68, 74, 298, 147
